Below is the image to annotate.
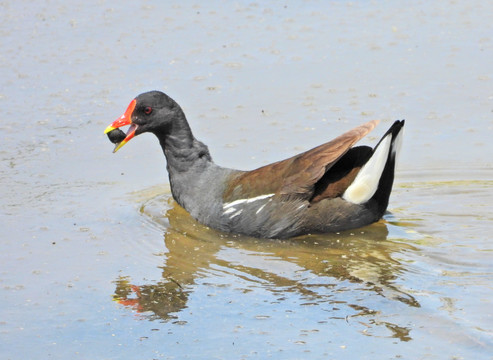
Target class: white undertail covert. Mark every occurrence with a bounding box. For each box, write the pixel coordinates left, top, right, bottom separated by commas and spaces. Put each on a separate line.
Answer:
342, 133, 394, 204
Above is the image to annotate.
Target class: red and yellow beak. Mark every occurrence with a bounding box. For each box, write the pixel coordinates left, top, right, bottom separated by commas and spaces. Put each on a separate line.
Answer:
104, 99, 137, 153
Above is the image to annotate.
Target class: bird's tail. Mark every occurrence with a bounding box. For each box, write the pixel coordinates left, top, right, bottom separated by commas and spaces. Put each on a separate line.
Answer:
342, 120, 405, 215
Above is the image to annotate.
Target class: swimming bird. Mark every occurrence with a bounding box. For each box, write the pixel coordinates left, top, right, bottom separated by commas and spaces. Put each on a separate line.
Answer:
104, 91, 404, 239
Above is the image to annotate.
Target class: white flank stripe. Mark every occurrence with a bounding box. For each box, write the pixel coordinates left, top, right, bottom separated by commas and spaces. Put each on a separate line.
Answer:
343, 134, 392, 204
255, 203, 267, 214
229, 209, 243, 219
223, 207, 236, 215
223, 193, 275, 209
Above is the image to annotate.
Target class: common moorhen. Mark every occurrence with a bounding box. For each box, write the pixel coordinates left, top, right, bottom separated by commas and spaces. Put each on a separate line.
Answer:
104, 91, 404, 239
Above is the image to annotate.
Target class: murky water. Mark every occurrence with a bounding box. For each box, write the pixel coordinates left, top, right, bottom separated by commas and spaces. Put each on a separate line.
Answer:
1, 1, 492, 359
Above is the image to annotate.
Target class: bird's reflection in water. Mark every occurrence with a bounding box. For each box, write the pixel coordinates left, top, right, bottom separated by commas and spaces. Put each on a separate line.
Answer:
114, 194, 419, 341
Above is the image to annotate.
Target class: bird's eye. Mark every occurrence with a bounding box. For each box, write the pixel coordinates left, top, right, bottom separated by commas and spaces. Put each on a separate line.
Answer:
144, 106, 153, 115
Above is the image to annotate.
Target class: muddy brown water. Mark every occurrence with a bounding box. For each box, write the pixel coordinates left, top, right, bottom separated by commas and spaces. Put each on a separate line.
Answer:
1, 1, 492, 359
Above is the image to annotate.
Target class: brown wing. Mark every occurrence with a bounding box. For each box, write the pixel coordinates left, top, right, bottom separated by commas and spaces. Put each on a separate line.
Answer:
223, 120, 379, 201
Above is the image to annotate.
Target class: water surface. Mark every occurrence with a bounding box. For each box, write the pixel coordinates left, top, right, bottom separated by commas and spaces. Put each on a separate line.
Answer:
1, 1, 492, 359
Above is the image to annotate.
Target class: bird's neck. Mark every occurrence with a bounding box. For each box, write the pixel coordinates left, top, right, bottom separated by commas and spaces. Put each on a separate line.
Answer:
156, 113, 213, 174
160, 135, 212, 172
156, 119, 218, 212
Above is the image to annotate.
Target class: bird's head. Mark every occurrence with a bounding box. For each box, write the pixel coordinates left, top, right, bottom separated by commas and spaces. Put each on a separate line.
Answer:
104, 91, 181, 152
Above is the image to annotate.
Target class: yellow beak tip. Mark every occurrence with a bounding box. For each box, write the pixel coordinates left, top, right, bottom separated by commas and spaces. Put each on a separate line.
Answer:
104, 126, 116, 134
113, 140, 127, 153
